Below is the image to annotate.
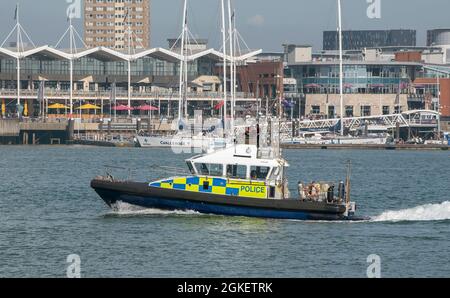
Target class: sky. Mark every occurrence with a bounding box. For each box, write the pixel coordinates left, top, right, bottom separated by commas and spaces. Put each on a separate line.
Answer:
0, 0, 449, 52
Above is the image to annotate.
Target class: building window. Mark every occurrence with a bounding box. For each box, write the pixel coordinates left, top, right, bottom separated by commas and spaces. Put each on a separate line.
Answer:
311, 105, 320, 114
345, 106, 354, 117
328, 106, 335, 118
361, 105, 371, 117
382, 106, 390, 115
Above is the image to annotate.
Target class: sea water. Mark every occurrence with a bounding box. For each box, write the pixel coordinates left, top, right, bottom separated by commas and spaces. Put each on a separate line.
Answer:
0, 146, 449, 277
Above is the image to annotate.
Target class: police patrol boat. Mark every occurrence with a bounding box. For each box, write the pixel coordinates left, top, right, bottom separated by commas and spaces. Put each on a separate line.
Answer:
91, 141, 364, 221
91, 0, 367, 220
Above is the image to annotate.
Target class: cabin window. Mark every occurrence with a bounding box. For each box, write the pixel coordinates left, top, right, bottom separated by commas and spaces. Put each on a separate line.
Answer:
269, 186, 276, 198
208, 164, 223, 176
226, 165, 247, 179
250, 166, 271, 180
270, 167, 281, 179
186, 161, 195, 174
196, 163, 223, 176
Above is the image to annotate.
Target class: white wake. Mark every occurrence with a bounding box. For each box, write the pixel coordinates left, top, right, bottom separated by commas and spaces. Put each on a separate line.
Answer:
372, 201, 450, 222
109, 201, 201, 216
108, 201, 450, 222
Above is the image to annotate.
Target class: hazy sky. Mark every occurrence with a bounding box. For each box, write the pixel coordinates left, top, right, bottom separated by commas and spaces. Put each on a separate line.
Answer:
0, 0, 449, 51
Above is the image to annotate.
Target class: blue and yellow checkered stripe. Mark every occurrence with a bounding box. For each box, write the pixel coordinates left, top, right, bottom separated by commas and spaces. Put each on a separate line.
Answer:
149, 176, 267, 199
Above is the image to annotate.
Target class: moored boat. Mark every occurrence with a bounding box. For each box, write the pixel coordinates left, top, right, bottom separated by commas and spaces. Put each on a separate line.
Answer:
135, 133, 228, 150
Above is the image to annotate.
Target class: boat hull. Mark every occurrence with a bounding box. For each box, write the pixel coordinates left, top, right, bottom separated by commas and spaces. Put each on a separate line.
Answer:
91, 179, 363, 221
136, 135, 193, 148
284, 136, 387, 145
136, 135, 227, 149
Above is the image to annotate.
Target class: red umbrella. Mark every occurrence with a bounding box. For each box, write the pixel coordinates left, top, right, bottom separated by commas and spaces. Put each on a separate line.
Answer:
370, 84, 385, 88
113, 105, 134, 111
305, 83, 321, 88
214, 100, 224, 110
136, 105, 159, 111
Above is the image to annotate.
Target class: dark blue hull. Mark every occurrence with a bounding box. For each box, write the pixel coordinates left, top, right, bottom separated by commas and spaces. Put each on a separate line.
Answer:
92, 181, 362, 221
118, 193, 317, 220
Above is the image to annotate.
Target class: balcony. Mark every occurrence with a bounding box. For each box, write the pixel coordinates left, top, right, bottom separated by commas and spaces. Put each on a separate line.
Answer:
0, 89, 257, 101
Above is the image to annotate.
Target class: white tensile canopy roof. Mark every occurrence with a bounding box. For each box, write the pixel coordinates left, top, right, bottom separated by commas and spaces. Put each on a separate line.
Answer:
0, 47, 19, 59
0, 45, 262, 63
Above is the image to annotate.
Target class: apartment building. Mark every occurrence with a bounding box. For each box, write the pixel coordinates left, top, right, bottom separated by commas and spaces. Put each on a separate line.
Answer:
84, 0, 150, 50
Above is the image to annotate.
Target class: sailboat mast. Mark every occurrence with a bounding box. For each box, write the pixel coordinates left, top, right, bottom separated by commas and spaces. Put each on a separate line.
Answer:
228, 0, 234, 134
184, 29, 188, 119
221, 0, 227, 130
437, 75, 441, 136
232, 8, 237, 131
127, 10, 132, 116
16, 3, 21, 118
178, 0, 188, 122
338, 0, 344, 136
69, 16, 74, 116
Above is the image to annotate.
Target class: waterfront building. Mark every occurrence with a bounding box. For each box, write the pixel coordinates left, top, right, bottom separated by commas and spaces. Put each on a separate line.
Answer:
1, 38, 450, 123
84, 0, 151, 50
323, 29, 416, 51
235, 53, 285, 116
284, 45, 450, 119
426, 29, 450, 64
427, 29, 450, 47
0, 42, 262, 119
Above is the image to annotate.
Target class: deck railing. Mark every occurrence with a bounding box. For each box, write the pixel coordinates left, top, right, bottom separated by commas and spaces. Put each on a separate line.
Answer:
0, 89, 256, 100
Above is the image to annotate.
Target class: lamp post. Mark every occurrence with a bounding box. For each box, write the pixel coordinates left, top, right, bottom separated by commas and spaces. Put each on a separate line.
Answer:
275, 74, 282, 118
437, 75, 441, 138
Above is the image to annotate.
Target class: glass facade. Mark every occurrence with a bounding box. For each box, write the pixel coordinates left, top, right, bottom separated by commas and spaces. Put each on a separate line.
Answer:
287, 63, 418, 95
323, 30, 417, 51
0, 56, 216, 78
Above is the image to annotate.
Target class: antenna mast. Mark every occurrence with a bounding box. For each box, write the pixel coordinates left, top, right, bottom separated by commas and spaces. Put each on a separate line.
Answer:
338, 0, 344, 136
178, 0, 188, 122
221, 0, 227, 134
228, 0, 235, 135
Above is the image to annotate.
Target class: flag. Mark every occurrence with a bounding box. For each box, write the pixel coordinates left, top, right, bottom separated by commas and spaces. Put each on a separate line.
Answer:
394, 82, 400, 107
14, 4, 18, 20
1, 99, 6, 116
282, 99, 293, 108
66, 0, 81, 20
214, 100, 224, 110
110, 82, 117, 104
37, 81, 45, 102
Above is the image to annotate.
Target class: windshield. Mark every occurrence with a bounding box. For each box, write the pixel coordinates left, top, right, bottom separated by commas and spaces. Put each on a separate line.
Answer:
186, 161, 195, 174
250, 166, 271, 180
195, 163, 223, 176
226, 165, 247, 179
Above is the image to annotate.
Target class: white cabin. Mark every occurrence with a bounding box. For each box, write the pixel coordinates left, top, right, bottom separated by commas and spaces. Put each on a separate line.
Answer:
185, 144, 290, 199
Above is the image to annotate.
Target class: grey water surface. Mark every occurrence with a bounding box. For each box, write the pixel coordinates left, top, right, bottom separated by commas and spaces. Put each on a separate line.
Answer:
0, 146, 449, 277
